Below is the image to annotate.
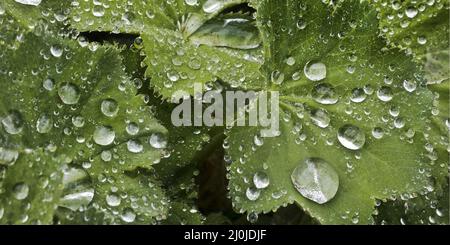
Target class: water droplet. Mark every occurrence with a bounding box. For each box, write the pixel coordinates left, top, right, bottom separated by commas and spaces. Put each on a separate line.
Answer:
92, 5, 105, 17
350, 88, 367, 103
286, 57, 296, 66
59, 167, 94, 211
377, 86, 393, 102
337, 124, 366, 150
126, 122, 139, 135
14, 0, 41, 6
372, 127, 384, 139
271, 70, 285, 85
312, 83, 339, 105
36, 114, 52, 134
310, 108, 330, 128
203, 0, 224, 13
13, 182, 29, 200
0, 147, 19, 166
149, 133, 167, 149
101, 150, 112, 162
106, 193, 121, 207
246, 187, 261, 201
403, 80, 417, 93
291, 158, 339, 204
50, 45, 63, 58
2, 110, 24, 135
127, 140, 143, 153
58, 83, 80, 105
247, 212, 259, 223
93, 126, 115, 146
43, 78, 55, 91
185, 0, 199, 6
296, 19, 306, 30
101, 99, 119, 117
304, 61, 327, 81
121, 208, 136, 223
405, 7, 418, 18
253, 171, 270, 189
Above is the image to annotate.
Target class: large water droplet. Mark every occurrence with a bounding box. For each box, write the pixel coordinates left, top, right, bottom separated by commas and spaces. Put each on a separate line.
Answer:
312, 83, 339, 105
58, 83, 80, 105
101, 99, 119, 117
1, 110, 24, 135
403, 80, 417, 93
337, 124, 366, 150
405, 7, 418, 18
14, 0, 41, 6
13, 182, 29, 200
185, 0, 199, 6
36, 114, 52, 134
253, 171, 270, 189
93, 126, 115, 146
310, 108, 330, 128
149, 133, 167, 149
304, 61, 327, 81
291, 158, 339, 204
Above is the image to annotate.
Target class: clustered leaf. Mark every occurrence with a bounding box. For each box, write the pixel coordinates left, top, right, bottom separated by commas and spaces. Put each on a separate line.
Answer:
0, 0, 448, 225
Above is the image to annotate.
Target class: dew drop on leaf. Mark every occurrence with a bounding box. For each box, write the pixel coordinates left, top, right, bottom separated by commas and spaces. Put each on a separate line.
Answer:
149, 133, 167, 149
291, 158, 339, 204
12, 182, 29, 200
377, 86, 393, 102
310, 108, 331, 128
14, 0, 41, 6
271, 70, 285, 85
312, 83, 339, 105
36, 114, 53, 134
93, 126, 116, 146
101, 99, 119, 117
106, 193, 121, 207
253, 171, 270, 189
304, 61, 327, 81
121, 208, 136, 223
0, 148, 19, 166
58, 83, 81, 105
1, 110, 24, 135
42, 78, 55, 91
337, 124, 366, 150
350, 88, 367, 103
50, 45, 63, 58
246, 186, 261, 201
59, 167, 94, 211
127, 140, 143, 153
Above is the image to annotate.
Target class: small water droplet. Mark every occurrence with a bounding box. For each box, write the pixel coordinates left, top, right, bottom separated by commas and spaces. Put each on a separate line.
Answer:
271, 70, 285, 85
58, 83, 80, 105
14, 0, 41, 6
50, 45, 63, 58
127, 140, 143, 153
253, 171, 270, 189
93, 126, 115, 146
246, 187, 261, 201
13, 182, 29, 200
291, 158, 339, 204
101, 99, 119, 117
337, 124, 366, 150
310, 108, 330, 128
350, 88, 367, 103
106, 193, 121, 207
36, 114, 53, 134
2, 110, 24, 135
312, 83, 339, 105
304, 61, 327, 81
377, 86, 393, 102
121, 208, 136, 223
149, 133, 167, 149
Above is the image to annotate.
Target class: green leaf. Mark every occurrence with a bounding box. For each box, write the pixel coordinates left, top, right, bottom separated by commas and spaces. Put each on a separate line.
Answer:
226, 0, 441, 224
0, 13, 168, 223
372, 0, 450, 83
69, 0, 265, 99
